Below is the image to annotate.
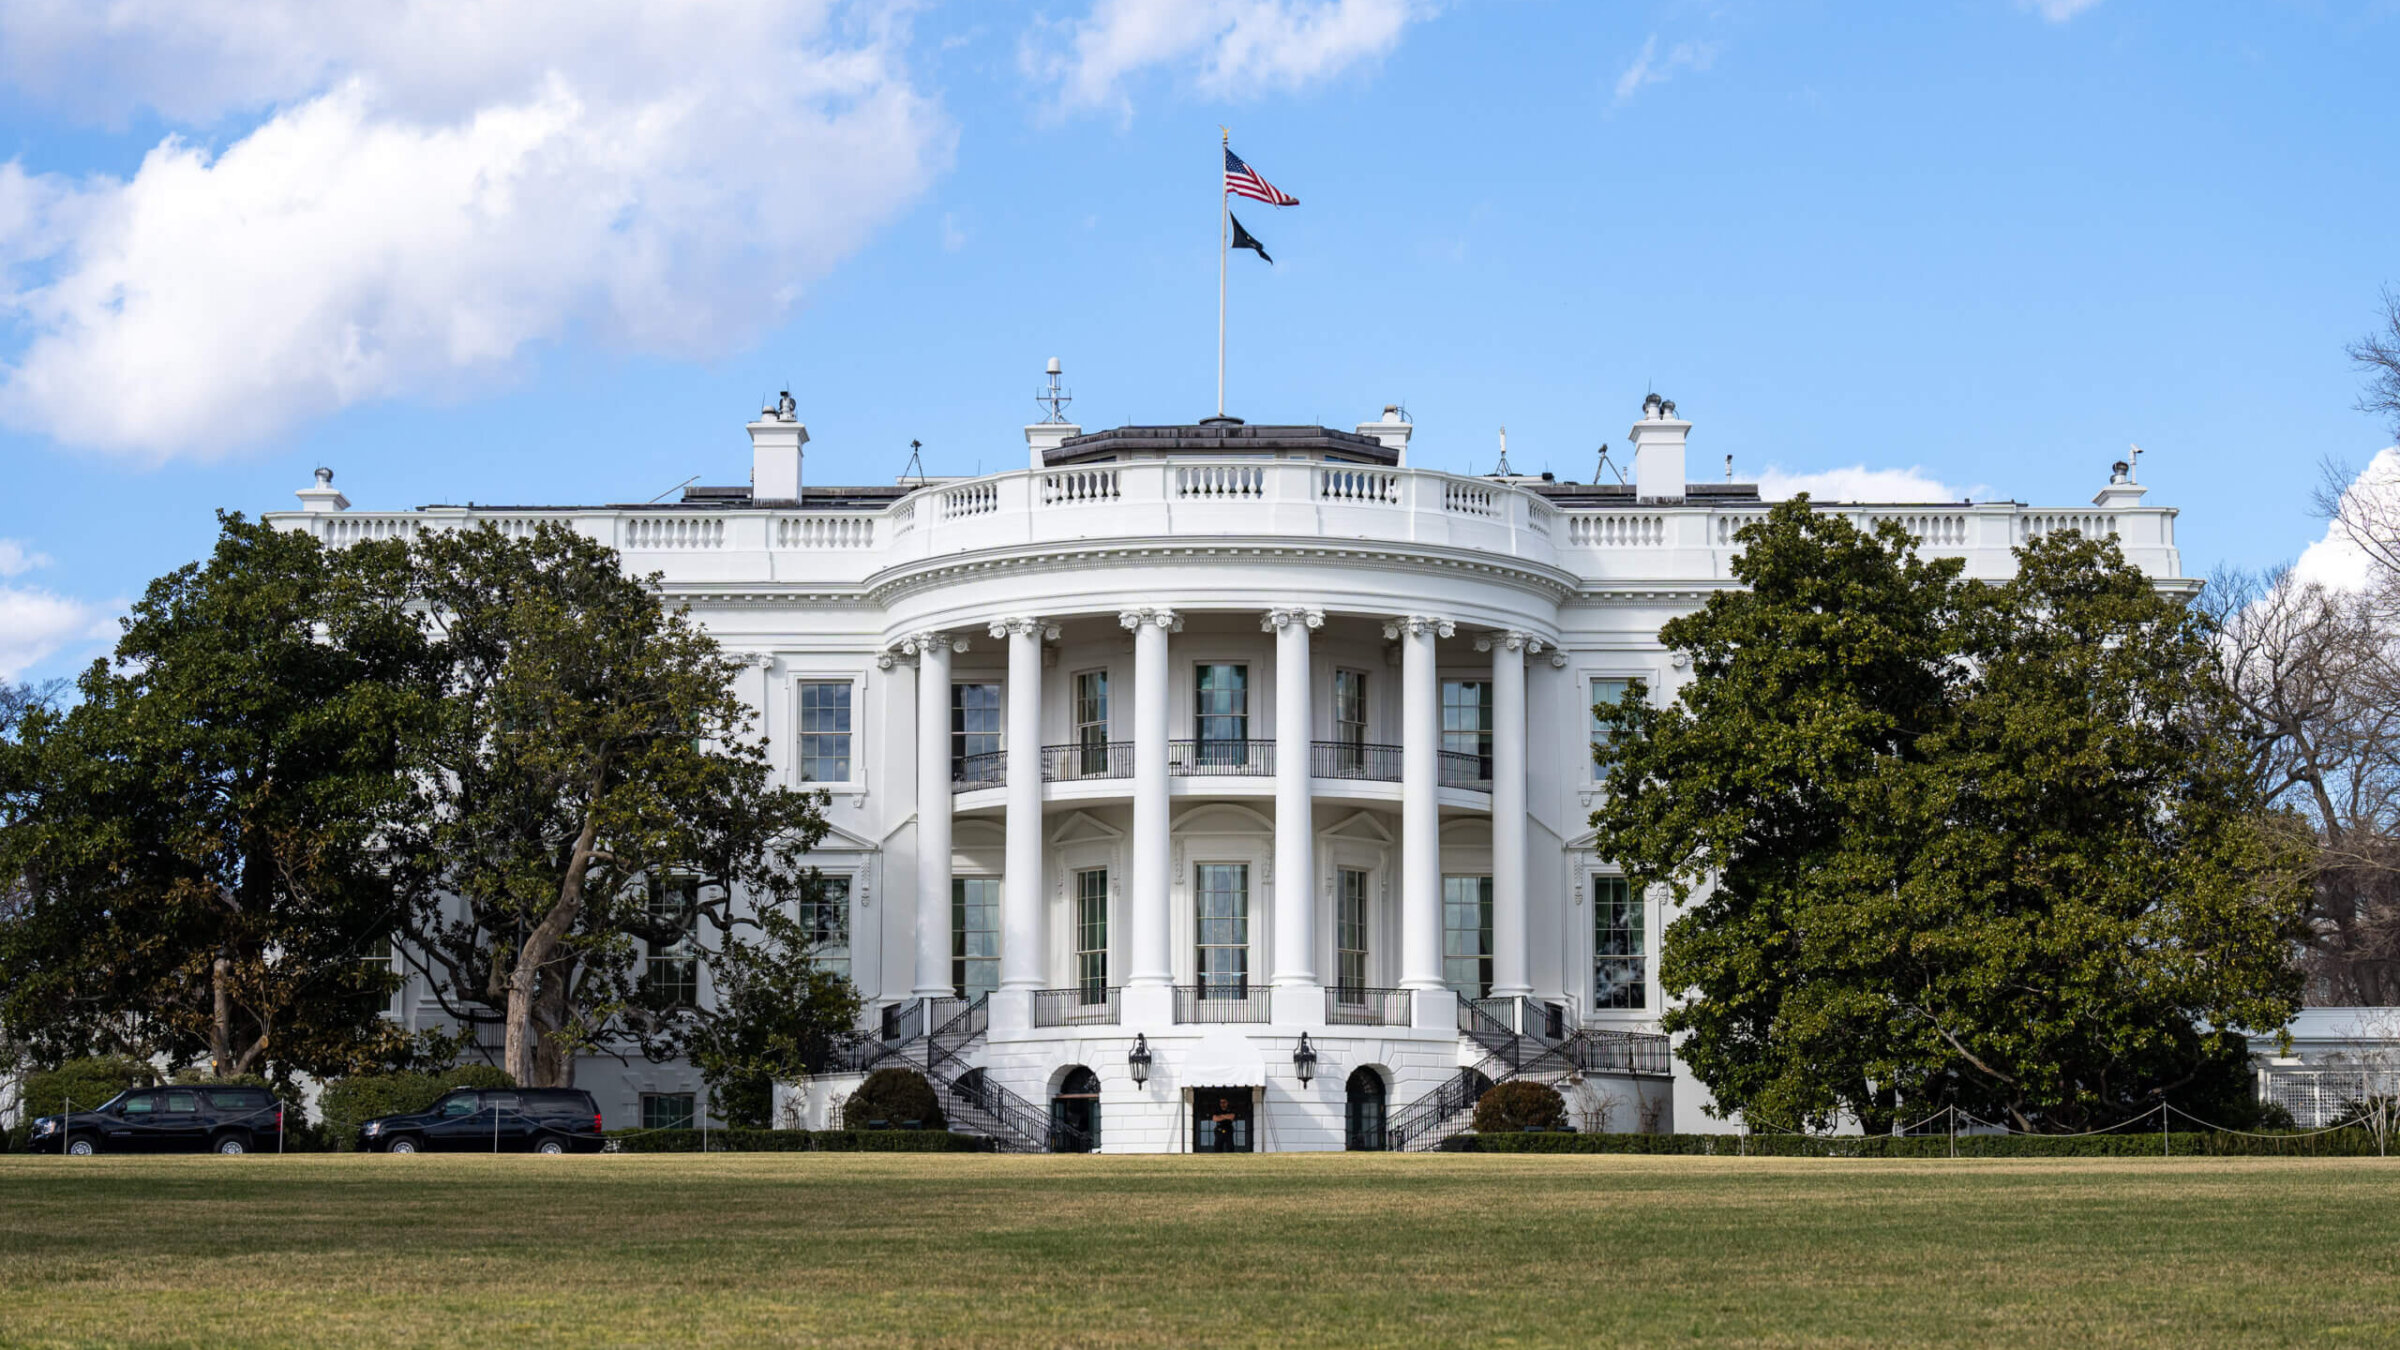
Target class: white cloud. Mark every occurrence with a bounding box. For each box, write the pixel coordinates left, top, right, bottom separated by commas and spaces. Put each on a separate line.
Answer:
0, 537, 51, 576
1027, 0, 1424, 114
1755, 464, 1975, 504
1612, 34, 1718, 106
0, 586, 112, 680
0, 1, 953, 461
2292, 448, 2400, 592
2021, 0, 2103, 20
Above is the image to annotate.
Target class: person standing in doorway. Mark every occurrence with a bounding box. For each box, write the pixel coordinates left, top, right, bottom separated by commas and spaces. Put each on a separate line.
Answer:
1210, 1096, 1239, 1153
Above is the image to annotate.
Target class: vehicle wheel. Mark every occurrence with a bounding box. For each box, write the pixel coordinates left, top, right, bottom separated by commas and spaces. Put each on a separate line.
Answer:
65, 1136, 97, 1157
213, 1134, 248, 1155
384, 1136, 420, 1155
535, 1139, 566, 1155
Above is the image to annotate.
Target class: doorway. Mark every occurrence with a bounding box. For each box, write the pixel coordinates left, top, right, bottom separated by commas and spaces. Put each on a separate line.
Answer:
1193, 1088, 1254, 1153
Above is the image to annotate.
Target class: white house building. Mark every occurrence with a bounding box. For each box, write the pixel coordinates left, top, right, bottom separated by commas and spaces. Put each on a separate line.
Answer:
269, 379, 2183, 1152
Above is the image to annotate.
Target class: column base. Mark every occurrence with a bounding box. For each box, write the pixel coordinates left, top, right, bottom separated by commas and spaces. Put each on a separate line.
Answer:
1121, 982, 1176, 1028
988, 987, 1035, 1034
1410, 987, 1459, 1032
1270, 982, 1327, 1029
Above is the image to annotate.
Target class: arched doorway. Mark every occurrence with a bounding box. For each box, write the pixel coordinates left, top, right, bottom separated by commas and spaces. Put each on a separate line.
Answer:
1050, 1066, 1100, 1152
1346, 1067, 1387, 1151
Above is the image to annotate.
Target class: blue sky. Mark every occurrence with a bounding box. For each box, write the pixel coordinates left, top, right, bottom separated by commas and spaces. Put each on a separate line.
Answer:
2, 0, 2395, 680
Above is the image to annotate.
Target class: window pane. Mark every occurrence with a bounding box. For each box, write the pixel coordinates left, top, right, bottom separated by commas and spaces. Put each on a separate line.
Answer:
1195, 864, 1249, 995
1592, 876, 1645, 1009
799, 681, 853, 782
952, 877, 1001, 1000
1195, 665, 1249, 754
1590, 678, 1636, 765
645, 879, 699, 1006
642, 1093, 696, 1131
1441, 680, 1494, 776
1442, 875, 1493, 999
801, 876, 851, 981
952, 683, 1001, 779
1336, 868, 1370, 1000
1076, 869, 1109, 1002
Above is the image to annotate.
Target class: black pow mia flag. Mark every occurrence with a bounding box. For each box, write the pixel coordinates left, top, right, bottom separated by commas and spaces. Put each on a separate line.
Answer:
1228, 212, 1273, 265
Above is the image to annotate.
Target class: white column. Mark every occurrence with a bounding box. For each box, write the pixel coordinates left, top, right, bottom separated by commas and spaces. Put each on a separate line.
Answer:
992, 617, 1051, 1032
910, 631, 960, 999
1390, 615, 1453, 1029
1267, 607, 1325, 1026
1481, 631, 1534, 999
1122, 607, 1179, 1024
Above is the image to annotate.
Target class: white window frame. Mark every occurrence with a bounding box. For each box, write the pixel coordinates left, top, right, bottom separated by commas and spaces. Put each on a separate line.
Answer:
790, 673, 866, 791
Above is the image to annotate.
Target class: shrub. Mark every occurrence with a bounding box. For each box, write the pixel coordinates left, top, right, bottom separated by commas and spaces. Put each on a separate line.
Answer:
319, 1065, 516, 1150
841, 1067, 946, 1132
24, 1056, 159, 1120
1460, 1129, 2386, 1157
609, 1128, 993, 1153
1473, 1080, 1568, 1134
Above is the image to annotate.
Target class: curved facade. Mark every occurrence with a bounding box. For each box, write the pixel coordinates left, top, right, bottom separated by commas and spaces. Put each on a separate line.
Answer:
272, 394, 2187, 1151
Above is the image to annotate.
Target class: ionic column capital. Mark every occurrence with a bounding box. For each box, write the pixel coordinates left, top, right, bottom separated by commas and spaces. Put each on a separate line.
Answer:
1119, 607, 1184, 634
1382, 615, 1454, 641
988, 616, 1059, 642
1261, 607, 1326, 633
1473, 629, 1544, 655
898, 629, 969, 657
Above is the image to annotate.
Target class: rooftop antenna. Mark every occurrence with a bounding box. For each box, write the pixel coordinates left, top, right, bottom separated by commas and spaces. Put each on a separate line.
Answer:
1493, 426, 1513, 477
1594, 442, 1624, 485
903, 439, 927, 488
2127, 443, 2144, 484
648, 474, 701, 504
1037, 358, 1073, 424
1725, 453, 1734, 483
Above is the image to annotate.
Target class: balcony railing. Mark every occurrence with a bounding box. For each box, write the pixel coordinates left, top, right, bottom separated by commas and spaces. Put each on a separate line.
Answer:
1169, 739, 1275, 776
1173, 982, 1272, 1024
1310, 740, 1402, 782
1325, 985, 1411, 1027
1439, 749, 1492, 792
1032, 986, 1122, 1027
1043, 740, 1134, 782
952, 750, 1007, 792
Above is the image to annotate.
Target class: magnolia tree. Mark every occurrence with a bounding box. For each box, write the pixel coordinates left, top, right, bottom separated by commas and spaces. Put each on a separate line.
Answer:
1593, 500, 2309, 1133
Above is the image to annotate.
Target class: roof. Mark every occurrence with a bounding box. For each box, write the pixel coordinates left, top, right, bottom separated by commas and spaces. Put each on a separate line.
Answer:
1045, 421, 1400, 467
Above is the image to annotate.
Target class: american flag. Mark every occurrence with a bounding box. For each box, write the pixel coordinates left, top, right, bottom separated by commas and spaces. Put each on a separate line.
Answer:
1224, 147, 1299, 207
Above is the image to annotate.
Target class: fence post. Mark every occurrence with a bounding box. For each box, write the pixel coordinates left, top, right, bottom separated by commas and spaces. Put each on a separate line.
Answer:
61, 1095, 67, 1159
279, 1097, 285, 1155
2161, 1103, 2169, 1158
701, 1105, 709, 1154
1947, 1104, 1955, 1160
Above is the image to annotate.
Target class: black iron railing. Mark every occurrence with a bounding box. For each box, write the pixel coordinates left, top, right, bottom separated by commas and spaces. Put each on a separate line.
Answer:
1564, 1027, 1673, 1075
1326, 986, 1411, 1026
945, 1068, 1093, 1153
1173, 982, 1272, 1024
1032, 986, 1122, 1027
1384, 1068, 1493, 1152
925, 994, 986, 1079
1169, 739, 1275, 775
1309, 740, 1403, 781
1439, 749, 1492, 791
952, 750, 1007, 791
1042, 740, 1134, 782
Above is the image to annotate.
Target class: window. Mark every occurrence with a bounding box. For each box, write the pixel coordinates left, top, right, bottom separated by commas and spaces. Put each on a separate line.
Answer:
163, 1090, 200, 1114
1442, 679, 1493, 780
644, 880, 699, 1007
1593, 876, 1646, 1009
1195, 863, 1250, 996
1075, 869, 1109, 1003
798, 681, 853, 782
1194, 664, 1249, 768
952, 683, 1001, 781
1074, 670, 1110, 774
641, 1093, 696, 1131
799, 876, 851, 981
1443, 875, 1494, 999
1336, 868, 1370, 1002
1332, 670, 1368, 772
952, 877, 1001, 1000
361, 936, 401, 1016
1590, 677, 1637, 772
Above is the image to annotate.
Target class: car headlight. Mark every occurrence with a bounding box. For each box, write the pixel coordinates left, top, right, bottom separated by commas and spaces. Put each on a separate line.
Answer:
32, 1118, 56, 1136
363, 1122, 383, 1135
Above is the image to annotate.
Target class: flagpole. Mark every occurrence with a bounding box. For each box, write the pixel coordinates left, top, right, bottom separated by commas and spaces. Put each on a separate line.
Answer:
1217, 126, 1228, 419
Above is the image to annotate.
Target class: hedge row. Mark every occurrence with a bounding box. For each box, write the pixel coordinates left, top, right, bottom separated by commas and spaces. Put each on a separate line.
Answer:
1457, 1129, 2390, 1158
318, 1067, 517, 1151
609, 1128, 995, 1153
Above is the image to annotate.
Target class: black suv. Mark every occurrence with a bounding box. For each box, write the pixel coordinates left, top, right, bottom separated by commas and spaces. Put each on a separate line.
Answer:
358, 1087, 604, 1154
26, 1085, 283, 1155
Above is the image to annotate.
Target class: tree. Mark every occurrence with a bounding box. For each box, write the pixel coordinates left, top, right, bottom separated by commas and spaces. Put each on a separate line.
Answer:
2352, 285, 2400, 442
0, 517, 435, 1080
389, 523, 830, 1087
1594, 499, 2309, 1133
685, 876, 864, 1126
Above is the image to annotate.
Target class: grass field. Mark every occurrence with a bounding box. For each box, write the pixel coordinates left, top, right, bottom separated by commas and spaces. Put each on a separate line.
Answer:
2, 1153, 2396, 1347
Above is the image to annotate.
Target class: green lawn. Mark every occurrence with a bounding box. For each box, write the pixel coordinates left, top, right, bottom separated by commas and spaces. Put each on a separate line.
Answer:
1, 1153, 2395, 1347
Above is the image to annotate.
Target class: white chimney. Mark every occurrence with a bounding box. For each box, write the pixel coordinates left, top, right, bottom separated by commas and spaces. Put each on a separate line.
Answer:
296, 465, 349, 513
1025, 357, 1081, 468
1356, 404, 1413, 465
749, 391, 809, 503
1630, 393, 1690, 501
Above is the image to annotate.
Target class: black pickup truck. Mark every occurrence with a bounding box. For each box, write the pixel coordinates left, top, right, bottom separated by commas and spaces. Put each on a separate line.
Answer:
26, 1085, 283, 1154
358, 1087, 604, 1153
